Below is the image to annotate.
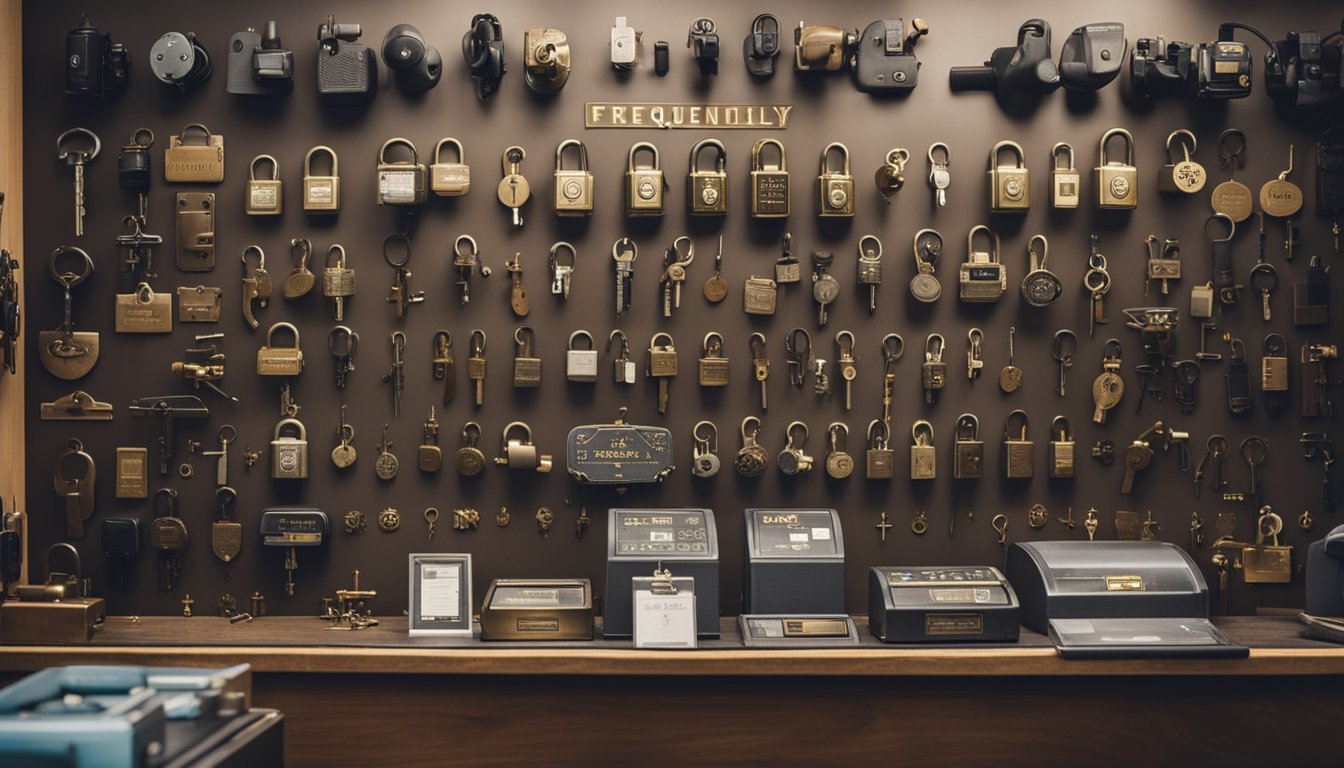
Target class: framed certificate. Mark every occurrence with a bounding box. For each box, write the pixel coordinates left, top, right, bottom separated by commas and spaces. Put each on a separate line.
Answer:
408, 553, 473, 636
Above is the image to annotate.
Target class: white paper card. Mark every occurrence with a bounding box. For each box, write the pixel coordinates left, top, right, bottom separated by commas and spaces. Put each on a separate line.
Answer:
633, 590, 697, 649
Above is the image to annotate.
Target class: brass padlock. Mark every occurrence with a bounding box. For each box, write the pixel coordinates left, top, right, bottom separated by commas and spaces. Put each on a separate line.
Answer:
688, 138, 728, 215
1004, 409, 1034, 479
921, 333, 947, 404
625, 142, 665, 216
303, 145, 340, 213
512, 326, 542, 388
958, 224, 1005, 302
455, 422, 487, 476
817, 142, 855, 217
952, 414, 983, 480
910, 420, 936, 480
376, 137, 427, 206
1243, 506, 1292, 584
750, 138, 790, 218
164, 123, 224, 183
647, 332, 679, 377
114, 283, 173, 333
865, 420, 894, 480
418, 407, 442, 473
1095, 127, 1137, 210
430, 138, 471, 197
1048, 415, 1076, 478
245, 154, 282, 216
776, 233, 801, 284
988, 140, 1030, 212
522, 27, 571, 93
494, 421, 553, 473
566, 330, 598, 382
257, 321, 304, 376
553, 139, 594, 216
698, 332, 730, 387
1158, 129, 1206, 195
743, 276, 778, 316
1050, 142, 1079, 209
321, 244, 355, 322
270, 418, 309, 479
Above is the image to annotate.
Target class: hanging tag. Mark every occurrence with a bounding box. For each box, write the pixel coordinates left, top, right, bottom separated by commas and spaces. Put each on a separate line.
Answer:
115, 283, 173, 333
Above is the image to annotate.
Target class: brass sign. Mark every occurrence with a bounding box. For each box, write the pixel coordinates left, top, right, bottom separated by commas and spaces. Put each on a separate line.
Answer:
585, 102, 794, 130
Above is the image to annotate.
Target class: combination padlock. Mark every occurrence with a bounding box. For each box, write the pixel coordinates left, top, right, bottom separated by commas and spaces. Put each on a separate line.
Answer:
270, 418, 309, 479
625, 142, 665, 216
376, 137, 427, 206
1095, 127, 1137, 210
750, 138, 790, 218
553, 139, 594, 216
566, 330, 599, 382
245, 154, 282, 216
817, 142, 855, 217
512, 326, 542, 388
776, 421, 813, 475
688, 138, 728, 215
302, 145, 340, 213
988, 140, 1030, 213
430, 137, 471, 196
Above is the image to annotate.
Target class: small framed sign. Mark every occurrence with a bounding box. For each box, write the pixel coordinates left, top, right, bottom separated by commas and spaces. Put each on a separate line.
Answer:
632, 573, 697, 649
408, 553, 473, 637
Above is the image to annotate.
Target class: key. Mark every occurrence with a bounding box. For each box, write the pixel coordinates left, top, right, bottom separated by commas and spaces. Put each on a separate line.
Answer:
999, 326, 1022, 393
328, 325, 358, 391
749, 332, 769, 411
1193, 445, 1208, 498
1052, 330, 1076, 397
928, 142, 950, 208
1242, 435, 1268, 500
432, 331, 455, 405
58, 128, 100, 238
468, 330, 487, 407
1249, 262, 1277, 322
882, 334, 903, 425
506, 252, 529, 317
201, 424, 235, 486
785, 328, 811, 388
1208, 434, 1228, 494
381, 331, 406, 418
424, 507, 439, 541
660, 236, 694, 318
836, 331, 857, 411
497, 146, 530, 227
612, 237, 637, 318
966, 328, 985, 380
1134, 364, 1158, 414
1083, 236, 1111, 338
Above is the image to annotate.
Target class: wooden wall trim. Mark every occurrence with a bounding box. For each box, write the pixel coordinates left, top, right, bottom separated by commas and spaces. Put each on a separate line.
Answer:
0, 0, 24, 585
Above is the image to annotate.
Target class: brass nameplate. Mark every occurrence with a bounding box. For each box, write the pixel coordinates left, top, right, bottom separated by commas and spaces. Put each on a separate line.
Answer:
926, 613, 984, 635
782, 619, 848, 637
586, 102, 794, 130
1105, 575, 1145, 591
115, 447, 149, 498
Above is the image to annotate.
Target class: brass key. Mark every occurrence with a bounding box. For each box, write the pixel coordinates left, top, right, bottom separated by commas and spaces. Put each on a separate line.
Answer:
1083, 235, 1110, 337
647, 332, 678, 414
506, 251, 530, 317
1052, 330, 1076, 397
58, 128, 100, 237
241, 246, 271, 329
497, 146, 530, 227
882, 334, 904, 425
836, 331, 857, 410
432, 331, 455, 405
661, 236, 694, 317
749, 332, 769, 411
468, 330, 487, 407
999, 326, 1023, 392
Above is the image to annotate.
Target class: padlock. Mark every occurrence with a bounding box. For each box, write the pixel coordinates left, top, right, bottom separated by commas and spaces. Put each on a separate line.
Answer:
321, 244, 356, 321
865, 420, 894, 480
743, 276, 778, 316
817, 142, 855, 217
921, 333, 947, 404
953, 414, 983, 480
1004, 410, 1034, 479
1048, 415, 1076, 478
164, 123, 224, 183
495, 421, 553, 473
625, 142, 665, 216
776, 421, 813, 476
857, 235, 882, 294
512, 326, 542, 388
522, 27, 571, 93
566, 330, 598, 382
114, 283, 173, 333
1095, 127, 1137, 210
430, 138, 471, 196
270, 418, 309, 479
1158, 129, 1205, 195
750, 138, 790, 218
455, 422, 487, 476
692, 420, 721, 478
647, 332, 679, 377
698, 332, 730, 387
1262, 333, 1289, 414
988, 140, 1030, 212
257, 321, 304, 376
376, 137, 427, 206
775, 234, 801, 284
418, 408, 442, 472
118, 128, 153, 191
303, 145, 340, 213
959, 225, 1005, 302
1050, 142, 1079, 209
609, 330, 637, 384
910, 420, 936, 480
245, 154, 282, 215
1243, 506, 1292, 584
553, 139, 594, 216
688, 138, 728, 215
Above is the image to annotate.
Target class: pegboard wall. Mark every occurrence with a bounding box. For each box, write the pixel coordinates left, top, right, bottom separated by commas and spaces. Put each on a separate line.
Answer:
18, 0, 1344, 619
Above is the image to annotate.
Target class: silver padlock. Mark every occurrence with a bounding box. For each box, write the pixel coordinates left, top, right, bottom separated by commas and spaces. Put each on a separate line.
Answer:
271, 418, 309, 479
567, 330, 599, 382
494, 421, 553, 473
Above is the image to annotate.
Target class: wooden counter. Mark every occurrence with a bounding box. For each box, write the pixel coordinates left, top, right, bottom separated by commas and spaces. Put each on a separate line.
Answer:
3, 616, 1343, 767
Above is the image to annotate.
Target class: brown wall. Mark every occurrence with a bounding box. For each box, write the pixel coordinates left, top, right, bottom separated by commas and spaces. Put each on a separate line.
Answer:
18, 0, 1344, 618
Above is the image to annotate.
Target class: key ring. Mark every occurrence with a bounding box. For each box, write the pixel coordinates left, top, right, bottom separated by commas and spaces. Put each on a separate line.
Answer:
928, 142, 950, 166
383, 233, 412, 268
1204, 213, 1235, 243
665, 236, 694, 268
217, 424, 237, 445
1217, 129, 1246, 169
1052, 329, 1077, 363
693, 420, 717, 450
786, 327, 811, 359
49, 246, 94, 287
424, 507, 440, 525
740, 416, 762, 443
241, 245, 265, 277
882, 333, 904, 370
56, 127, 101, 162
1240, 435, 1268, 468
992, 514, 1009, 545
128, 127, 155, 149
611, 237, 637, 263
1207, 434, 1228, 457
1083, 264, 1111, 295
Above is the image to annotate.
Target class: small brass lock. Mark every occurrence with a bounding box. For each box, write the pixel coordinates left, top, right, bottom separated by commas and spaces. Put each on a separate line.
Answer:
865, 420, 894, 480
430, 138, 471, 196
1095, 127, 1137, 210
418, 407, 442, 473
910, 420, 936, 480
1158, 129, 1206, 195
522, 27, 571, 93
953, 413, 983, 480
688, 138, 728, 215
164, 123, 224, 183
455, 422, 487, 476
270, 418, 309, 479
750, 138, 790, 218
321, 244, 356, 321
1050, 142, 1079, 209
776, 421, 813, 476
1048, 416, 1076, 478
257, 321, 304, 376
376, 137, 427, 206
1243, 506, 1292, 584
959, 224, 1006, 302
743, 276, 778, 316
245, 154, 282, 215
625, 141, 665, 216
553, 139, 594, 216
988, 140, 1030, 212
303, 145, 340, 213
512, 326, 542, 388
494, 422, 553, 473
921, 333, 947, 404
1004, 410, 1034, 479
698, 332, 730, 387
817, 142, 855, 217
